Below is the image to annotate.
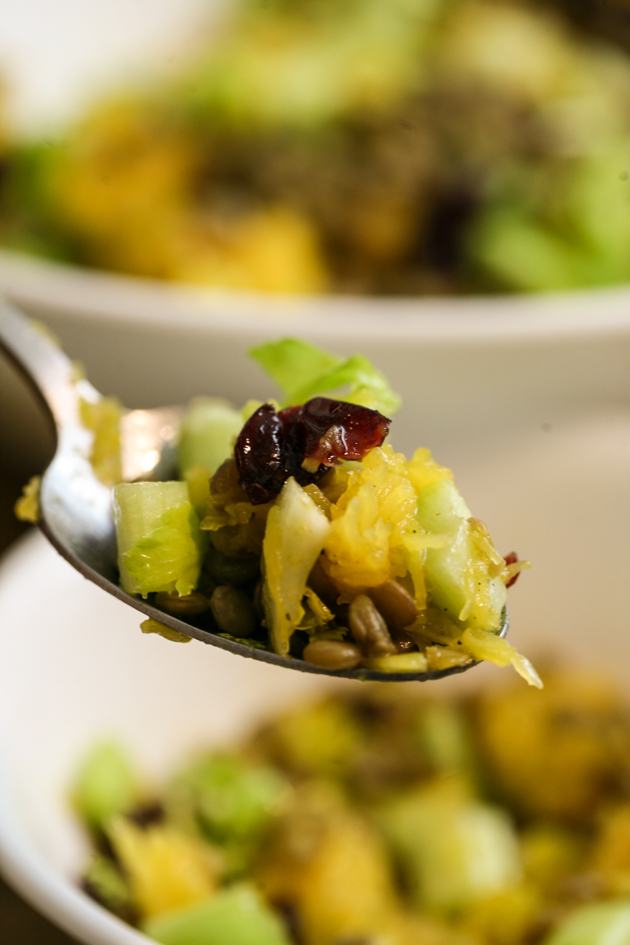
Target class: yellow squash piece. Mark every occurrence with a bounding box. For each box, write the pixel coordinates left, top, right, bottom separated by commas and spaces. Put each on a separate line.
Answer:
108, 818, 217, 920
324, 445, 443, 604
14, 475, 41, 523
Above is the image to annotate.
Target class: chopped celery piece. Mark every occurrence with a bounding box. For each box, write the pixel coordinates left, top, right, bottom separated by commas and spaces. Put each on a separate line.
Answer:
379, 781, 522, 913
416, 475, 471, 533
250, 338, 400, 415
83, 854, 133, 918
71, 741, 138, 831
145, 884, 290, 945
185, 466, 212, 518
416, 702, 477, 777
544, 901, 630, 945
262, 477, 330, 656
471, 208, 593, 292
178, 398, 242, 478
114, 482, 203, 598
417, 477, 507, 632
167, 754, 288, 844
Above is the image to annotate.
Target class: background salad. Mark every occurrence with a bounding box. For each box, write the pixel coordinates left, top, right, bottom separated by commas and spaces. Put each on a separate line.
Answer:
72, 670, 630, 945
2, 0, 630, 295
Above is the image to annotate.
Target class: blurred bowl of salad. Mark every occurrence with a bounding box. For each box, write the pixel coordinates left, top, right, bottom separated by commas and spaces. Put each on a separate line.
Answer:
2, 532, 630, 945
2, 0, 630, 470
4, 0, 630, 299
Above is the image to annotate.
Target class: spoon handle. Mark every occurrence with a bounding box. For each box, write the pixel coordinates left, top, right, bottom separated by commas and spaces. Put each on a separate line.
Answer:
0, 301, 95, 431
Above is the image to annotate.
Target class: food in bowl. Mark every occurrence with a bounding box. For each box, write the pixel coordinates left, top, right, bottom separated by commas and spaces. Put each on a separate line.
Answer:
112, 338, 534, 680
2, 0, 630, 295
72, 670, 630, 944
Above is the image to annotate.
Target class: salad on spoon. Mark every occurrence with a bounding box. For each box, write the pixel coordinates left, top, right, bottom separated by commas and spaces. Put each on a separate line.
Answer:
4, 307, 537, 684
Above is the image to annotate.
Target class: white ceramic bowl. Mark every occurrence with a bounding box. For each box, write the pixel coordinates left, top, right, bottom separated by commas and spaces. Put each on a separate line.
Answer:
1, 4, 629, 938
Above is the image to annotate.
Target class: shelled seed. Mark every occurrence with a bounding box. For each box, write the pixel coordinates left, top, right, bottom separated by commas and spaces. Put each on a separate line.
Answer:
155, 591, 211, 618
303, 639, 362, 670
210, 586, 257, 637
368, 580, 418, 631
349, 594, 397, 657
204, 545, 260, 586
308, 557, 339, 608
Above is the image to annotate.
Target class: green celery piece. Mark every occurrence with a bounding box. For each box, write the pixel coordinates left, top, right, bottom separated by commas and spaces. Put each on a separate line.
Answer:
167, 754, 288, 845
544, 901, 630, 945
114, 482, 203, 598
417, 477, 506, 631
566, 144, 630, 280
178, 398, 242, 478
378, 781, 522, 913
71, 741, 138, 831
145, 884, 290, 945
471, 208, 593, 292
415, 702, 477, 778
416, 475, 470, 535
83, 854, 133, 917
250, 338, 400, 416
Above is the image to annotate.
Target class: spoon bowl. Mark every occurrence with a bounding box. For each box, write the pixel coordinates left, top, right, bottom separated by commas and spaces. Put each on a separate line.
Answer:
0, 302, 507, 681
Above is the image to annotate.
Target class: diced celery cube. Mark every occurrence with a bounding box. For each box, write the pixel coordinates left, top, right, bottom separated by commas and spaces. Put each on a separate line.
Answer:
114, 482, 203, 598
145, 884, 290, 945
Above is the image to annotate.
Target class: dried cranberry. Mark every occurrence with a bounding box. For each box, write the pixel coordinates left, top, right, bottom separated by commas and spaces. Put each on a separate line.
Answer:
234, 397, 391, 504
234, 404, 288, 505
504, 551, 521, 588
286, 397, 390, 466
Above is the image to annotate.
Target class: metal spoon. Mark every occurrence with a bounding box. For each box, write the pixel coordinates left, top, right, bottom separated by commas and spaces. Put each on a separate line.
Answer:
0, 302, 507, 681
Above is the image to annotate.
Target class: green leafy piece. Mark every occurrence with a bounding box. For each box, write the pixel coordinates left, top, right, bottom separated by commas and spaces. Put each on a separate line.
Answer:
544, 901, 630, 945
167, 754, 288, 846
83, 854, 133, 919
114, 482, 204, 598
71, 741, 139, 831
145, 884, 291, 945
250, 338, 400, 416
378, 780, 522, 913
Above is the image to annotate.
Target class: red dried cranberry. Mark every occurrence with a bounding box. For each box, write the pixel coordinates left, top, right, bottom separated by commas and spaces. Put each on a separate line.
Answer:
234, 404, 288, 505
504, 551, 521, 588
234, 397, 391, 504
286, 397, 390, 466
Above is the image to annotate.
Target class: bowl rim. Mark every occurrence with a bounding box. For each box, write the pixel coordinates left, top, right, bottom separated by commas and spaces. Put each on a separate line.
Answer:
1, 248, 630, 346
0, 772, 150, 945
0, 534, 151, 945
